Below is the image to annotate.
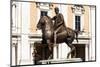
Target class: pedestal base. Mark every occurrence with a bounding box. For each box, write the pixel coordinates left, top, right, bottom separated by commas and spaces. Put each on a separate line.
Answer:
38, 58, 82, 64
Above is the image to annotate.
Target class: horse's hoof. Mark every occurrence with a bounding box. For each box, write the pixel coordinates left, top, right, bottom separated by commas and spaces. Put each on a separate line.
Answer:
72, 55, 76, 58
47, 62, 51, 64
67, 56, 69, 59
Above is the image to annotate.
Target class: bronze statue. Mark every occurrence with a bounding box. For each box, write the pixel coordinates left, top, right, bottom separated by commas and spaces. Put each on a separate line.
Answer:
37, 15, 78, 59
52, 7, 66, 34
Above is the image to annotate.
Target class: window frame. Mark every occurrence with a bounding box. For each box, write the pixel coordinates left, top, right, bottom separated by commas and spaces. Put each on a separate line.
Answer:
75, 15, 81, 31
40, 11, 48, 17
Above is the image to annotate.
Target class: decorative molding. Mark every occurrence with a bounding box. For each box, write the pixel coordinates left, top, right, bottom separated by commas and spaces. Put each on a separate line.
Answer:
71, 5, 85, 14
36, 2, 53, 9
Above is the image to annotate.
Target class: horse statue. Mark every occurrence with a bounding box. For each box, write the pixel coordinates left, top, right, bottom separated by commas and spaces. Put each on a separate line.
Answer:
37, 16, 78, 59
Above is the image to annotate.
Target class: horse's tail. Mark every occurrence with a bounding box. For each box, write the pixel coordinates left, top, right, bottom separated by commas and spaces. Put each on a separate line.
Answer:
74, 30, 78, 43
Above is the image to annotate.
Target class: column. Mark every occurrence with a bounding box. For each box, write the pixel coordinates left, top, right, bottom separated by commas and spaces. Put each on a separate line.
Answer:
21, 2, 30, 64
89, 6, 96, 61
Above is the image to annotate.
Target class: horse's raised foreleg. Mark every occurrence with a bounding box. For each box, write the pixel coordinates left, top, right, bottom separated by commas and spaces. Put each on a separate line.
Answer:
67, 44, 76, 59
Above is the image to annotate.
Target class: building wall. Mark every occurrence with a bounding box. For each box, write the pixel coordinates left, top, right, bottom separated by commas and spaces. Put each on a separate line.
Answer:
29, 4, 90, 34
84, 6, 89, 33
67, 5, 73, 28
30, 3, 38, 33
70, 5, 90, 33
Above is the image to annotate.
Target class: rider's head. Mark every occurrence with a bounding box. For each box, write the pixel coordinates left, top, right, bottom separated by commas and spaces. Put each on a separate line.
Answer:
54, 7, 59, 14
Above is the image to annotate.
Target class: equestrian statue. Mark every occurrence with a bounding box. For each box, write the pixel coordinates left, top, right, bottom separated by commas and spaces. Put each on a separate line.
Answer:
36, 7, 79, 60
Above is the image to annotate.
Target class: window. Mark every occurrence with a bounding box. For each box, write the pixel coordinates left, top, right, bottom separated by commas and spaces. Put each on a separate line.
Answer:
75, 16, 81, 31
41, 11, 47, 17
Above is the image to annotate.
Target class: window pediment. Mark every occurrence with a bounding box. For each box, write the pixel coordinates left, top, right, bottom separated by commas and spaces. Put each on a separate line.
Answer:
71, 5, 85, 14
36, 2, 53, 10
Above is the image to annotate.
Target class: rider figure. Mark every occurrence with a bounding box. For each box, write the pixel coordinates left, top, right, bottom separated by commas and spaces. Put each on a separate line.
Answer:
52, 7, 65, 33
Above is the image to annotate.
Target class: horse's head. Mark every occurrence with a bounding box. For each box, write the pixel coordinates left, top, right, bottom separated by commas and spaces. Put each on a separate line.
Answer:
37, 16, 45, 30
37, 16, 53, 30
37, 16, 53, 41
